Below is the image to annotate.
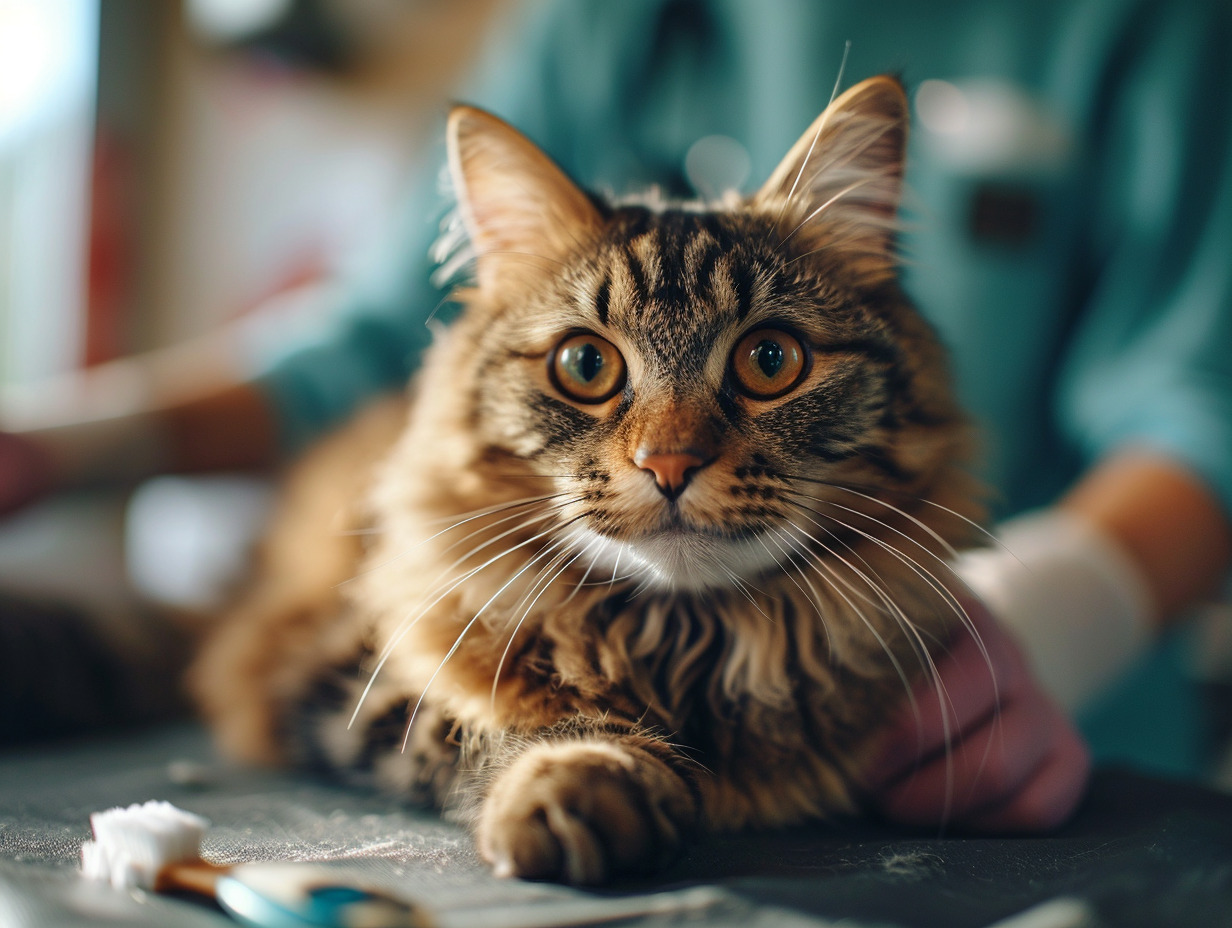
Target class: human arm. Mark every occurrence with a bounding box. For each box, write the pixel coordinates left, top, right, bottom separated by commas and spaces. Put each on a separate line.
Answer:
0, 337, 281, 517
864, 595, 1091, 832
865, 451, 1231, 831
1061, 452, 1232, 627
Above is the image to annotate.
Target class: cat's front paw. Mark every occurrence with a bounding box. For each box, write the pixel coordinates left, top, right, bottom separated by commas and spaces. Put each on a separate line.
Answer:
476, 739, 696, 884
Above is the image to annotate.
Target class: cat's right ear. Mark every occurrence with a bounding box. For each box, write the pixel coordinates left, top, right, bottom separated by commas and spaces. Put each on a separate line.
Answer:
753, 75, 909, 274
447, 106, 603, 290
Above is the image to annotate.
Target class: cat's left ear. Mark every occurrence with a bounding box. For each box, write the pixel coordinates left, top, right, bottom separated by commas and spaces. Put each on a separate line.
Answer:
448, 106, 603, 290
754, 75, 908, 264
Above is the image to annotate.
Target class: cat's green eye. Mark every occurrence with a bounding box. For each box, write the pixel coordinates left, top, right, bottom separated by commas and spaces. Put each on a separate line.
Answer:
549, 333, 627, 403
730, 328, 808, 399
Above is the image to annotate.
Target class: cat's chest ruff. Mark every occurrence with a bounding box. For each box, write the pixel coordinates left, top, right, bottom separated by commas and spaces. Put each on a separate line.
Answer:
541, 584, 844, 723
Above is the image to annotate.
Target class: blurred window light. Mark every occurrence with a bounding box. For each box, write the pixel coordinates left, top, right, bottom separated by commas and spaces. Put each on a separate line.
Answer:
915, 80, 972, 138
186, 0, 293, 43
0, 0, 98, 385
684, 134, 751, 201
0, 1, 92, 145
914, 78, 1072, 175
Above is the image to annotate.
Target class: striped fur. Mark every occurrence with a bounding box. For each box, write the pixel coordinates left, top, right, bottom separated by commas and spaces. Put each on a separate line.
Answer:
194, 76, 985, 884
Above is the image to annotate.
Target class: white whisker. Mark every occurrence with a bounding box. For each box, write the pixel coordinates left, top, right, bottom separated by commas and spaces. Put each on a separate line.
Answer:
761, 529, 834, 654
797, 481, 963, 561
782, 506, 956, 749
786, 501, 956, 677
785, 502, 974, 824
490, 545, 585, 712
781, 517, 927, 733
349, 513, 585, 729
435, 497, 579, 561
366, 504, 574, 670
782, 518, 917, 659
560, 535, 604, 605
789, 492, 991, 676
339, 493, 576, 588
828, 40, 853, 107
778, 177, 872, 249
419, 492, 563, 527
607, 543, 626, 591
772, 40, 852, 226
402, 531, 580, 750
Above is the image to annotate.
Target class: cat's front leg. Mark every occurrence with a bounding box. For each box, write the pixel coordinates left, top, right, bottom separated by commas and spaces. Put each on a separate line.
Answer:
293, 660, 462, 808
475, 730, 699, 884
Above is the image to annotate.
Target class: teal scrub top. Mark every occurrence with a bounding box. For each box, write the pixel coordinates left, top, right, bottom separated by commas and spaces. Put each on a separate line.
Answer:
258, 0, 1232, 526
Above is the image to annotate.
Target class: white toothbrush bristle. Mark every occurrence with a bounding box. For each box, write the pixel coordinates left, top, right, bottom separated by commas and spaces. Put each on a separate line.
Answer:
81, 801, 210, 890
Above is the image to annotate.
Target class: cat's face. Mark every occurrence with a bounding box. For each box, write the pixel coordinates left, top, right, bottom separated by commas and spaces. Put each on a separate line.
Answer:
445, 78, 968, 592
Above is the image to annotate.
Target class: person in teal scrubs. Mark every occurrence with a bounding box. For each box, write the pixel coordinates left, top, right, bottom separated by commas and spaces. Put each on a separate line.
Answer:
2, 0, 1230, 828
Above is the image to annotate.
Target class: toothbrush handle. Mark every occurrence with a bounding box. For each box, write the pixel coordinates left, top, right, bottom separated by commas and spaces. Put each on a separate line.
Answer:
156, 860, 233, 897
216, 863, 427, 928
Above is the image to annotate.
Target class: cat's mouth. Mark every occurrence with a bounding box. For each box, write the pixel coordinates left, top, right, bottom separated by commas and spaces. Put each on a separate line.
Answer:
651, 510, 743, 537
567, 523, 786, 593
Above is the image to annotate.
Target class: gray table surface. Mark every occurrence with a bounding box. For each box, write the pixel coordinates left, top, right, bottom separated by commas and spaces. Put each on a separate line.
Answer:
3, 724, 1231, 927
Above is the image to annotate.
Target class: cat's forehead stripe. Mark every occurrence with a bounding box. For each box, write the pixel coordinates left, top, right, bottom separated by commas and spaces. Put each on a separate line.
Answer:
598, 209, 762, 328
594, 274, 611, 327
728, 257, 757, 321
629, 229, 663, 294
622, 241, 649, 312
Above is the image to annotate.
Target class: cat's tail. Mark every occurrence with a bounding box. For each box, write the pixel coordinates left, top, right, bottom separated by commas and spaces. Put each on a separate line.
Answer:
0, 590, 192, 742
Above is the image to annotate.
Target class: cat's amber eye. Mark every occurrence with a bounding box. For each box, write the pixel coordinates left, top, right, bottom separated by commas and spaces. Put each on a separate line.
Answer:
730, 328, 809, 399
549, 333, 627, 404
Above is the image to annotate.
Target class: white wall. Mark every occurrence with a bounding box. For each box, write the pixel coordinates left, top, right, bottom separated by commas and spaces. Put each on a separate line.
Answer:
0, 0, 98, 384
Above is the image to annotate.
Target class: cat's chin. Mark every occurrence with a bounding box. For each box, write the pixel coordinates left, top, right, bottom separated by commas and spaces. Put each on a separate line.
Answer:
567, 526, 786, 594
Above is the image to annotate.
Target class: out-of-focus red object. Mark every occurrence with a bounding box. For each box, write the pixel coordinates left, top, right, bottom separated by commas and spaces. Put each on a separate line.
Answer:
84, 129, 132, 368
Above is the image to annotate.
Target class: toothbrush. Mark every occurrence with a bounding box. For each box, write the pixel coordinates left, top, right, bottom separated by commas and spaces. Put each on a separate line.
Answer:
81, 801, 421, 927
81, 800, 735, 928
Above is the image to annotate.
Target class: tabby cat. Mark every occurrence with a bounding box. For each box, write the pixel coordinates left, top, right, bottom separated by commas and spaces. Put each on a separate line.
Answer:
192, 75, 984, 884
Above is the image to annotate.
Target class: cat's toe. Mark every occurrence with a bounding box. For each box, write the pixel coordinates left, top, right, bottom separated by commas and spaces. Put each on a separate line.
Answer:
476, 740, 694, 884
485, 801, 606, 883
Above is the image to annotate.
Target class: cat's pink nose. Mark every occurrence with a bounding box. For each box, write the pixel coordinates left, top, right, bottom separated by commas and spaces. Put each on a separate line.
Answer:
634, 450, 707, 499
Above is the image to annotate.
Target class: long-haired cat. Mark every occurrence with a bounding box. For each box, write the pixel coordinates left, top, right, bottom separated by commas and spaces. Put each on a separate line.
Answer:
192, 75, 984, 884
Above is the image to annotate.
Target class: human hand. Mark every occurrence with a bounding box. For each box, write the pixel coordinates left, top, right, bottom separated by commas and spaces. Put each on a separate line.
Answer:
862, 597, 1091, 831
0, 431, 55, 516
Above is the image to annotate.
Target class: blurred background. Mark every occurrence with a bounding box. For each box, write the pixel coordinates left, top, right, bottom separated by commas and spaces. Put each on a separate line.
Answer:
1, 0, 1229, 784
1, 0, 498, 384
0, 0, 501, 664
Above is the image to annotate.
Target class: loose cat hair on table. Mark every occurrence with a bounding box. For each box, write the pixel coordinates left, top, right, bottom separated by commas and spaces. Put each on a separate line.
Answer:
193, 75, 984, 884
